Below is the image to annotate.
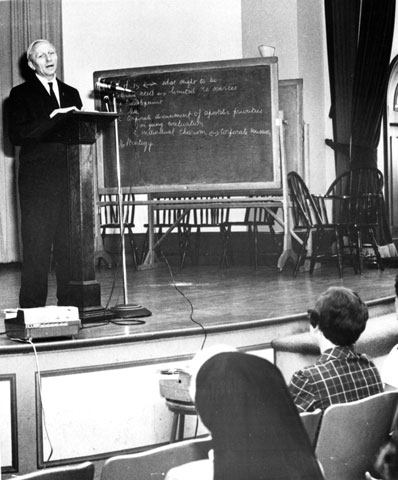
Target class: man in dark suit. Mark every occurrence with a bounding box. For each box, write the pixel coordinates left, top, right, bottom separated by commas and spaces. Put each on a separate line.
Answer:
8, 39, 83, 308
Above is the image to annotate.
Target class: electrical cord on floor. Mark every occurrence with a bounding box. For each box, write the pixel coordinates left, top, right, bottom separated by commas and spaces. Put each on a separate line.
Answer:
160, 251, 207, 351
81, 255, 129, 330
160, 252, 205, 438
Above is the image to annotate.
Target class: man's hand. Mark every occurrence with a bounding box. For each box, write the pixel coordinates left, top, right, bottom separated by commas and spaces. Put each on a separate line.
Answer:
50, 106, 78, 118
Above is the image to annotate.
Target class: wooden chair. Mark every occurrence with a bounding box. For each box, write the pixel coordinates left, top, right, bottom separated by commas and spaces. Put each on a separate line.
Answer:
142, 196, 229, 267
315, 391, 398, 480
324, 167, 384, 273
348, 193, 385, 273
98, 193, 138, 268
300, 408, 322, 448
220, 206, 282, 269
14, 461, 94, 480
287, 171, 350, 277
325, 167, 384, 200
100, 436, 212, 480
179, 197, 230, 267
141, 197, 189, 267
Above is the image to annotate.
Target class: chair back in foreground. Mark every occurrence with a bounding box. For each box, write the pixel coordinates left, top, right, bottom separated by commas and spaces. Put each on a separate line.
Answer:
14, 461, 94, 480
315, 391, 398, 480
300, 408, 322, 448
101, 436, 212, 480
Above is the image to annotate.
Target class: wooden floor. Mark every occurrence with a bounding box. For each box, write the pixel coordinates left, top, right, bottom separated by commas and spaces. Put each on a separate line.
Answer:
0, 260, 396, 336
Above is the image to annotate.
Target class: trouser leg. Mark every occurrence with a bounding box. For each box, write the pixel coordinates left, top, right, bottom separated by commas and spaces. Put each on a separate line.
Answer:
53, 196, 71, 305
19, 193, 67, 308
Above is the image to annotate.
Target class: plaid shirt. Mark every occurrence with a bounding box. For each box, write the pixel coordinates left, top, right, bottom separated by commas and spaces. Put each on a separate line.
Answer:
289, 346, 384, 412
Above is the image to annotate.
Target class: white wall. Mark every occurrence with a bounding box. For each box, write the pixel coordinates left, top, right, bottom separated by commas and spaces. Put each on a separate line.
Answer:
62, 0, 243, 109
297, 0, 334, 193
241, 0, 300, 79
241, 0, 334, 194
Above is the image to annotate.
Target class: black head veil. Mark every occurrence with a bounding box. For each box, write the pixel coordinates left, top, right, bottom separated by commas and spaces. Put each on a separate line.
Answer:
194, 352, 324, 480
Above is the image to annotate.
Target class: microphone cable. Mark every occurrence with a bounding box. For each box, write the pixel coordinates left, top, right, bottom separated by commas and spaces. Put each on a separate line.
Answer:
160, 250, 207, 351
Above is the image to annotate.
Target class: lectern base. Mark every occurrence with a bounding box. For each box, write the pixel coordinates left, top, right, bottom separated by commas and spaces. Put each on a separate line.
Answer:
66, 280, 113, 323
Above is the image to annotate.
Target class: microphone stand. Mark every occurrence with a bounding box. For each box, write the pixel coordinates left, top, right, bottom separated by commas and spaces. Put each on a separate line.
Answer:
108, 92, 151, 319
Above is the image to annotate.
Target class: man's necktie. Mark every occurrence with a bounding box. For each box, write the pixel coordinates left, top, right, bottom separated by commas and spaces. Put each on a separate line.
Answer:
48, 82, 59, 109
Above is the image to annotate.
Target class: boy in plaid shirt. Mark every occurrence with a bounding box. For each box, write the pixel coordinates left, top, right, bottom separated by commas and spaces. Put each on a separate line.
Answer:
289, 286, 383, 412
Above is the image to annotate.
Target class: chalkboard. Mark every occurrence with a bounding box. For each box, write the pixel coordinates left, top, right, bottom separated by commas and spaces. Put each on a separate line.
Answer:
94, 58, 280, 194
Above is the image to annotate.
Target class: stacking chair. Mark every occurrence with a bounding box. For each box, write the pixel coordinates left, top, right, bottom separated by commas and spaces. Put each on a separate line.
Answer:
14, 461, 94, 480
287, 171, 349, 277
98, 193, 138, 268
100, 436, 212, 480
324, 167, 384, 273
299, 409, 322, 448
315, 391, 398, 480
220, 206, 282, 269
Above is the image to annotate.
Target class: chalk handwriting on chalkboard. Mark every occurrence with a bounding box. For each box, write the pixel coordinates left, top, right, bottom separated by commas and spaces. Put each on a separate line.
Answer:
96, 58, 280, 192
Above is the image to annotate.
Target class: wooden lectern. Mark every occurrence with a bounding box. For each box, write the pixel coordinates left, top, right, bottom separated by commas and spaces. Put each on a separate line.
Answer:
62, 110, 117, 321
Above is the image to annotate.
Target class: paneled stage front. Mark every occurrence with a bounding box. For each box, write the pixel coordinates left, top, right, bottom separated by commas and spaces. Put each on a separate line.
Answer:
0, 261, 397, 477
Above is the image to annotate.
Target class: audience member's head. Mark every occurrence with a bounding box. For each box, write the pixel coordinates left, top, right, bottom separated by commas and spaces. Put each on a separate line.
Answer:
188, 344, 237, 401
190, 347, 324, 480
308, 286, 368, 346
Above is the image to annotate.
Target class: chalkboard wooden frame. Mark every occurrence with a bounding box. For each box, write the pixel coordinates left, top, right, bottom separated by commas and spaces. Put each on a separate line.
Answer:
278, 79, 304, 178
94, 57, 280, 194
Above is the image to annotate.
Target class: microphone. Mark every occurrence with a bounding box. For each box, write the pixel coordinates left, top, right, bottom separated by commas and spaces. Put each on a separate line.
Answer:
102, 95, 110, 112
95, 80, 134, 94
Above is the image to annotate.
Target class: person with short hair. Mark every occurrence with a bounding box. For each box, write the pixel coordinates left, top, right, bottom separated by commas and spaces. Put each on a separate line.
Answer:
289, 286, 384, 412
8, 39, 82, 307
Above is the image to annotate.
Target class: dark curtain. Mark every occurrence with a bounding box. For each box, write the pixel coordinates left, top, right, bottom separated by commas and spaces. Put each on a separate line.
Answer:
324, 0, 396, 172
324, 0, 360, 177
324, 0, 396, 246
350, 0, 396, 168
